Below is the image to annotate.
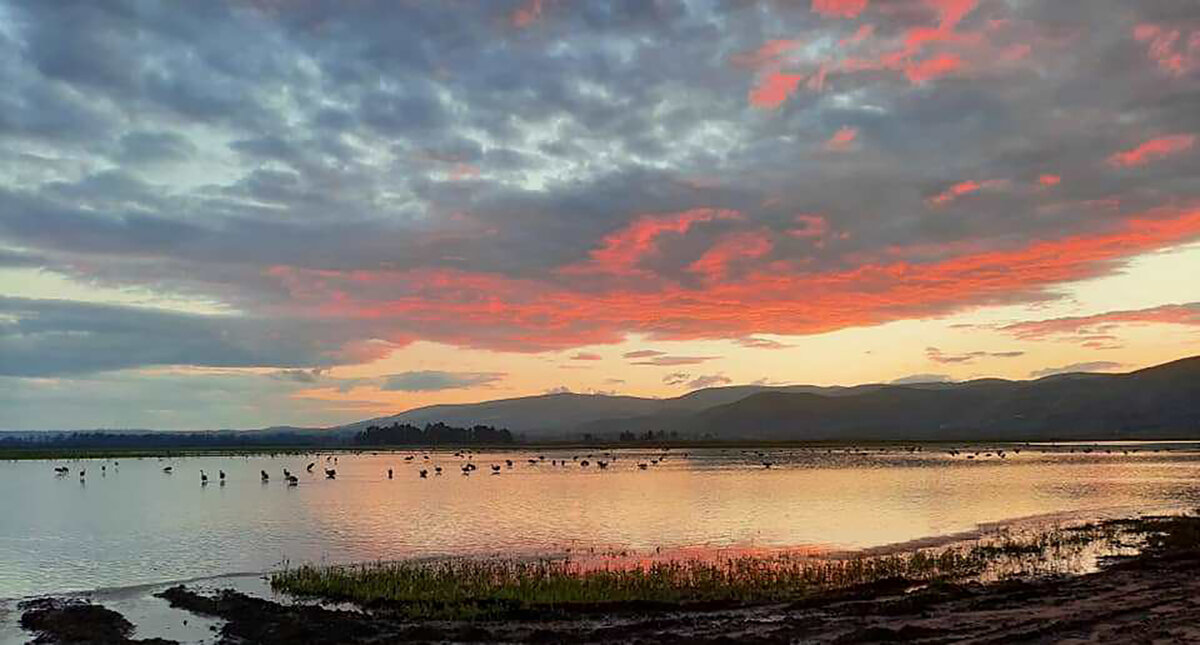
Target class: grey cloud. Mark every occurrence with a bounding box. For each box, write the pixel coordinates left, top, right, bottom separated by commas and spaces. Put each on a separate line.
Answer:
685, 374, 732, 389
1030, 361, 1125, 379
632, 356, 719, 366
891, 374, 953, 385
381, 370, 506, 392
0, 297, 372, 377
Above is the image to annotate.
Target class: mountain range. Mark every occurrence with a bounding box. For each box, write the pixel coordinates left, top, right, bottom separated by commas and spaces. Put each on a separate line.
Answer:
334, 356, 1200, 441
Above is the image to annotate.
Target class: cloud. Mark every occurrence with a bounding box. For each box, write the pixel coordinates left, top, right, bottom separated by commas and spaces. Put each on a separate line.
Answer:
686, 374, 733, 389
623, 349, 666, 359
811, 0, 869, 19
890, 373, 952, 385
1108, 135, 1196, 168
926, 347, 1025, 364
736, 337, 793, 350
662, 372, 691, 386
824, 126, 858, 152
570, 352, 603, 361
381, 371, 505, 392
270, 368, 329, 384
632, 355, 720, 366
1029, 361, 1125, 379
1000, 303, 1200, 342
2, 0, 1200, 431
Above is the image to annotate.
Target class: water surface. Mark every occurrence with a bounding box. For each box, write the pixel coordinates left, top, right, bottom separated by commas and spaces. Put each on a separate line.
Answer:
3, 444, 1200, 599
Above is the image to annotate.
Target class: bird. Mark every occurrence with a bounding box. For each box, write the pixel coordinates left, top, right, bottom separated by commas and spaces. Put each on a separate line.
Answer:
306, 462, 315, 472
286, 474, 299, 486
404, 455, 414, 461
597, 461, 608, 469
79, 469, 86, 480
491, 464, 501, 474
637, 463, 648, 470
325, 468, 337, 479
387, 468, 393, 479
419, 469, 428, 478
162, 466, 173, 474
200, 471, 209, 485
283, 468, 292, 478
505, 459, 513, 468
580, 460, 590, 467
434, 466, 443, 475
261, 470, 270, 482
219, 470, 226, 486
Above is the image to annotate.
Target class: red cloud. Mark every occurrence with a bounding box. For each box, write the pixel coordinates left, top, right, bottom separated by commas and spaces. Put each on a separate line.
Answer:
904, 53, 964, 83
687, 230, 774, 282
570, 352, 602, 361
509, 0, 544, 28
267, 207, 1200, 352
812, 0, 869, 19
789, 214, 830, 239
749, 68, 807, 108
824, 126, 859, 151
1134, 24, 1200, 76
1000, 303, 1200, 341
564, 208, 742, 276
1038, 174, 1061, 187
928, 179, 1006, 206
1108, 135, 1196, 168
730, 39, 802, 69
840, 24, 875, 47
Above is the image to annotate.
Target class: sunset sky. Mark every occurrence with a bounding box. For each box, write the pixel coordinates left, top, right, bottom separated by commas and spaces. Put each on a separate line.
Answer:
2, 0, 1199, 430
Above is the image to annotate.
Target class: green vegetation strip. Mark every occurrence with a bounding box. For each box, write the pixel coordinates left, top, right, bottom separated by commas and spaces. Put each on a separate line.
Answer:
268, 519, 1143, 620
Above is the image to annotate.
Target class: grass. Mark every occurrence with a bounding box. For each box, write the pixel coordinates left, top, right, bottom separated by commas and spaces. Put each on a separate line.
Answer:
270, 513, 1200, 620
271, 550, 980, 619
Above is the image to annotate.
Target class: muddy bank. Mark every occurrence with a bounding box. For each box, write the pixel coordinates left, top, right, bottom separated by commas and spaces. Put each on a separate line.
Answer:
17, 598, 175, 644
20, 515, 1200, 644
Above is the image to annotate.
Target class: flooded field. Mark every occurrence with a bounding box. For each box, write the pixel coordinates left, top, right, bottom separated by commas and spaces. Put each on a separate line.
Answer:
3, 443, 1200, 600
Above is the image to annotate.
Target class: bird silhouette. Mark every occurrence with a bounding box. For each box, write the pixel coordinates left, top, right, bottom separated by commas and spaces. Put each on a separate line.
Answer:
325, 468, 337, 479
200, 471, 209, 485
261, 470, 270, 482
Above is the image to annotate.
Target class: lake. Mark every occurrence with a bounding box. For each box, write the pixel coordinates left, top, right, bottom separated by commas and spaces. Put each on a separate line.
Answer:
3, 443, 1200, 600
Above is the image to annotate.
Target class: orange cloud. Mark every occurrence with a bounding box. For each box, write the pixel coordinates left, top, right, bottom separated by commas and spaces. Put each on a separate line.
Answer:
564, 208, 743, 276
687, 230, 774, 282
811, 0, 869, 19
1038, 174, 1061, 187
1000, 303, 1200, 341
266, 207, 1200, 352
1108, 135, 1196, 168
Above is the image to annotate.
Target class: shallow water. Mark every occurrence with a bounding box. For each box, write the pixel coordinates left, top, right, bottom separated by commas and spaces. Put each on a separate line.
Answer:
3, 444, 1200, 600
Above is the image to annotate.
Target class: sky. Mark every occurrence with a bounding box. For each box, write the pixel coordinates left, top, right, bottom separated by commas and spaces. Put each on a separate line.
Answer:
1, 0, 1199, 430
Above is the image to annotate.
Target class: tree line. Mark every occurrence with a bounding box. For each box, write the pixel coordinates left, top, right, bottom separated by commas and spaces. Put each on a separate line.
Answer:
354, 421, 514, 446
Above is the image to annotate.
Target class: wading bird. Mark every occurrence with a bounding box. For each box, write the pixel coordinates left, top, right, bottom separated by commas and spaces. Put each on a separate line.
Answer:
200, 471, 208, 485
491, 464, 501, 474
261, 470, 270, 482
419, 469, 428, 478
325, 468, 336, 479
162, 466, 173, 474
387, 468, 393, 479
306, 462, 315, 473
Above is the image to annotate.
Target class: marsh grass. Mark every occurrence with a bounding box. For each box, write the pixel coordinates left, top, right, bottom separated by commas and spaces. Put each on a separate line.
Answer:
269, 513, 1200, 620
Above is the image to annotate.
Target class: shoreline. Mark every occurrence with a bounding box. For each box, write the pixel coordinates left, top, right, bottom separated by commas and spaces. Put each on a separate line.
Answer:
11, 511, 1200, 643
2, 503, 1176, 603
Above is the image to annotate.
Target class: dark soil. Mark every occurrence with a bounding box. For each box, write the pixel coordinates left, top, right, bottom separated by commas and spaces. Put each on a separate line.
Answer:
144, 548, 1200, 643
17, 597, 175, 644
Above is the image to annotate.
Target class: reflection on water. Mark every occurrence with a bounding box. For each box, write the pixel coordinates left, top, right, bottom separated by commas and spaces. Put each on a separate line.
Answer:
2, 446, 1200, 598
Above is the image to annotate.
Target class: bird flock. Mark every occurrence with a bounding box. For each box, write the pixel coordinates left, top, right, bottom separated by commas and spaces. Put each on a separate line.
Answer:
48, 443, 1169, 485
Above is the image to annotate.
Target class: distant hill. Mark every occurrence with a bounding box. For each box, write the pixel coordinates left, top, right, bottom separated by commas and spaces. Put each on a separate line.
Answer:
687, 357, 1200, 441
333, 384, 855, 439
330, 357, 1200, 441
